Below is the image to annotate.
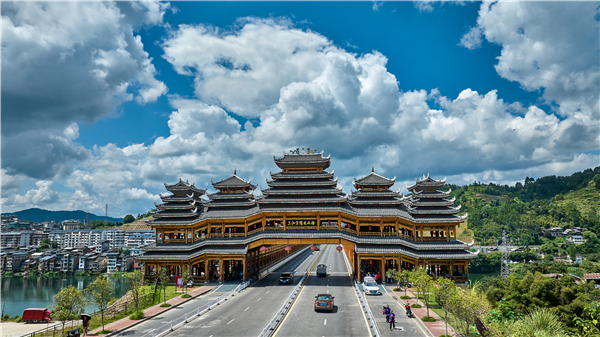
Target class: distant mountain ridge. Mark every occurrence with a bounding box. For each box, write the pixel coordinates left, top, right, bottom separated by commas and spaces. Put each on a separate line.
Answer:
2, 208, 122, 223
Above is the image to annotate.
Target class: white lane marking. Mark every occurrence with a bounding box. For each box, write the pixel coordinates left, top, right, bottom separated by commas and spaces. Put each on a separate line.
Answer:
244, 307, 250, 311
266, 290, 270, 294
327, 290, 329, 293
257, 297, 261, 301
227, 319, 234, 325
324, 319, 327, 325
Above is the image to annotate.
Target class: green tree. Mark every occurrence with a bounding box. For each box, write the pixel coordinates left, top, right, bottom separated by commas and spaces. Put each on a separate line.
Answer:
125, 270, 144, 314
573, 301, 600, 337
123, 214, 135, 224
451, 288, 490, 337
158, 266, 170, 304
434, 277, 460, 337
85, 276, 115, 333
592, 174, 600, 190
52, 286, 86, 336
182, 268, 192, 295
409, 268, 432, 310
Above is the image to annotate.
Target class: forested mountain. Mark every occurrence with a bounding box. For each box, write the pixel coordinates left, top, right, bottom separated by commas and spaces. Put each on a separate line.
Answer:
2, 208, 122, 223
445, 167, 600, 246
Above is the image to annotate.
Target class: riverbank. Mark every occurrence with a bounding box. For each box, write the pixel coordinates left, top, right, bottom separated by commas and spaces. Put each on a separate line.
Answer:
0, 274, 129, 316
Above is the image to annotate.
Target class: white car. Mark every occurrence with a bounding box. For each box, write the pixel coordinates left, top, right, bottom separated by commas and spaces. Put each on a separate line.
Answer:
362, 277, 381, 295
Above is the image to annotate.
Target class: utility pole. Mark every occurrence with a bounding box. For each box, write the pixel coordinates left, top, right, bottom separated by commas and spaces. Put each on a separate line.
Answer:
501, 230, 510, 278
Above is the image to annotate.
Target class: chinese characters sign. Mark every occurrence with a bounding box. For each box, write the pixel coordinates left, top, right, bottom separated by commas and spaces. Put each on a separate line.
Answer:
286, 220, 316, 226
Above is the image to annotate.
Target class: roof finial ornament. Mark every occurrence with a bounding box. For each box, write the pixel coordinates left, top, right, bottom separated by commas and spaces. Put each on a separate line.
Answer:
372, 166, 374, 173
234, 168, 236, 176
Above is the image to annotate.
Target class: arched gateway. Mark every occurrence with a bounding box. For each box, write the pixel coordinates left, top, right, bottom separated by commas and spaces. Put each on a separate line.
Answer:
139, 151, 475, 284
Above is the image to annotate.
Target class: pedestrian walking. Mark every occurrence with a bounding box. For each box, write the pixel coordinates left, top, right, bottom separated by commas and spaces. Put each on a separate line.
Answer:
389, 310, 396, 330
383, 304, 391, 323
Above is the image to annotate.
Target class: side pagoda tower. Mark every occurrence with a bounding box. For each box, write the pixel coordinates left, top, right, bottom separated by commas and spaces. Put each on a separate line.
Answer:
205, 171, 257, 209
405, 174, 465, 222
349, 168, 402, 207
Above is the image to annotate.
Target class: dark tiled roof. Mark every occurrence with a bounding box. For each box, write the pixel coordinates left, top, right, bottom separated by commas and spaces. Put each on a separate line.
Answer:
139, 245, 248, 261
354, 172, 395, 187
142, 230, 470, 252
212, 175, 257, 190
164, 179, 206, 195
348, 199, 403, 206
155, 201, 198, 210
204, 200, 257, 208
270, 171, 335, 180
407, 198, 456, 207
408, 205, 461, 215
257, 196, 347, 204
207, 192, 255, 200
350, 190, 400, 198
152, 210, 198, 218
411, 189, 451, 198
261, 187, 344, 196
407, 174, 447, 190
266, 179, 338, 188
273, 152, 331, 169
159, 194, 198, 203
355, 244, 476, 260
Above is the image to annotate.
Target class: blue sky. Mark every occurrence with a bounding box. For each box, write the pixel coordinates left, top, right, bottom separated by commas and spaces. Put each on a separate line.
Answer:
2, 1, 598, 217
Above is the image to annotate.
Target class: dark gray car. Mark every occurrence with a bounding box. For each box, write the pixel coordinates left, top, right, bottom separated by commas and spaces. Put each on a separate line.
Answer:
314, 294, 334, 312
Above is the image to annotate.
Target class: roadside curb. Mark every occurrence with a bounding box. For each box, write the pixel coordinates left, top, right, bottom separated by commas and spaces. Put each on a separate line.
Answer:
89, 286, 214, 336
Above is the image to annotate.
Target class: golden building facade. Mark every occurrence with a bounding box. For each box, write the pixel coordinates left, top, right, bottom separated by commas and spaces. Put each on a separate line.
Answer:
139, 151, 474, 283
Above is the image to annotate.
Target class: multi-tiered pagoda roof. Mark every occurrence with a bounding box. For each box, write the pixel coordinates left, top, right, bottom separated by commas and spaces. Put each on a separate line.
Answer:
405, 174, 466, 221
258, 152, 346, 205
147, 151, 466, 224
349, 169, 402, 207
204, 172, 257, 209
151, 179, 205, 222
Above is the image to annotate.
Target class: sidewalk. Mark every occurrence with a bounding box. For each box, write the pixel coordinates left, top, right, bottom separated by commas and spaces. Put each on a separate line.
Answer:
387, 286, 460, 337
88, 285, 215, 336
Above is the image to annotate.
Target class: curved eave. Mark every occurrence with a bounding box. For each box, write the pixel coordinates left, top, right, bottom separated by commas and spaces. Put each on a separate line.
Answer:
408, 205, 462, 215
261, 187, 344, 196
256, 197, 347, 204
204, 200, 257, 208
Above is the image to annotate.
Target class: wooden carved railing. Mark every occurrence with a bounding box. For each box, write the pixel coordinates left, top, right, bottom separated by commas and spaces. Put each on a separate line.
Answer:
247, 228, 263, 236
341, 227, 357, 235
359, 232, 382, 236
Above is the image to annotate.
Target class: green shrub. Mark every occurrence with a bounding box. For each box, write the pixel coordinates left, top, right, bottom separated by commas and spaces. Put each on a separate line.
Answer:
98, 330, 112, 334
181, 294, 191, 298
421, 316, 436, 322
393, 288, 402, 291
411, 304, 422, 308
400, 295, 411, 299
129, 311, 145, 320
160, 303, 171, 307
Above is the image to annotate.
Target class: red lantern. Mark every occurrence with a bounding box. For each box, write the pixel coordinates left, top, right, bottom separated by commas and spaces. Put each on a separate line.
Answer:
310, 245, 317, 252
260, 246, 267, 254
336, 246, 343, 254
285, 246, 292, 254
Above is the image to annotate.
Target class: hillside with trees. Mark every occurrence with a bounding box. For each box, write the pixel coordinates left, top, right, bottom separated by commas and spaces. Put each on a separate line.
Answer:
444, 167, 600, 252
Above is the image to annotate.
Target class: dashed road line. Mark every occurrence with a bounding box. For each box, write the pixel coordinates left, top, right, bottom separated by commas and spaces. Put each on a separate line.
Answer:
227, 319, 234, 325
324, 319, 327, 325
244, 307, 250, 311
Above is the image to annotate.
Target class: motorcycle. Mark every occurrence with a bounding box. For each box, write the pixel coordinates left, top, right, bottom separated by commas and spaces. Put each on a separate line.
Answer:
405, 306, 414, 318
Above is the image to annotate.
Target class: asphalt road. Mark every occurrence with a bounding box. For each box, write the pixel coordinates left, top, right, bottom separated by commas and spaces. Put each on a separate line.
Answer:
166, 246, 322, 337
273, 244, 371, 337
360, 282, 429, 337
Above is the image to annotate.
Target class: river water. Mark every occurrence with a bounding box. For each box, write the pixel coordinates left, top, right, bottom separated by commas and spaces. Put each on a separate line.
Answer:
0, 275, 130, 317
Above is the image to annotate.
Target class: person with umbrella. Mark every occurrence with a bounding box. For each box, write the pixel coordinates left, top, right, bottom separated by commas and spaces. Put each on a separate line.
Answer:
81, 314, 91, 336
